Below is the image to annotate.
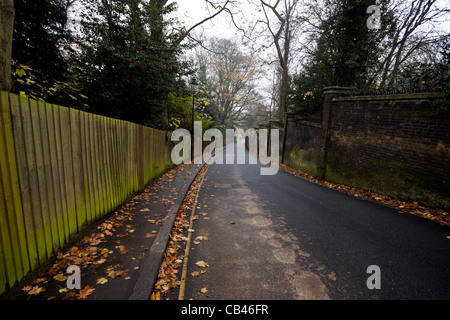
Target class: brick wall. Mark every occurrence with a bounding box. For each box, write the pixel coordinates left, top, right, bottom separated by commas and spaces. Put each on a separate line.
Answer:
283, 120, 325, 178
326, 92, 449, 210
283, 88, 449, 210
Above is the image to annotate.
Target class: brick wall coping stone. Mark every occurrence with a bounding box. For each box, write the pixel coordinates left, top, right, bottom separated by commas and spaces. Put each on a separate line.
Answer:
333, 92, 447, 102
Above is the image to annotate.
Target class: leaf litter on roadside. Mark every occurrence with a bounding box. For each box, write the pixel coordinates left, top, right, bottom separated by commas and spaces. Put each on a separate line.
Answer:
280, 163, 450, 227
19, 185, 140, 298
151, 214, 187, 300
20, 164, 192, 299
151, 165, 209, 300
22, 200, 137, 298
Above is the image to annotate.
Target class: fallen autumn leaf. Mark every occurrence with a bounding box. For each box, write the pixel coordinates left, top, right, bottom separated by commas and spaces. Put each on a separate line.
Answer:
28, 286, 46, 296
195, 261, 209, 268
117, 245, 128, 254
77, 285, 95, 300
53, 273, 68, 282
21, 286, 32, 293
96, 277, 108, 285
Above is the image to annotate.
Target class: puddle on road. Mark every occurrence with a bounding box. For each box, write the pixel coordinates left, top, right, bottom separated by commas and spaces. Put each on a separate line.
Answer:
252, 216, 273, 227
291, 272, 330, 300
228, 165, 332, 300
267, 239, 282, 248
273, 248, 296, 264
260, 229, 275, 238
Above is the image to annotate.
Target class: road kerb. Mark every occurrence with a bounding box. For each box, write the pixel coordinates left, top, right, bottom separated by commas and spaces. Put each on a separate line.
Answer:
128, 163, 204, 300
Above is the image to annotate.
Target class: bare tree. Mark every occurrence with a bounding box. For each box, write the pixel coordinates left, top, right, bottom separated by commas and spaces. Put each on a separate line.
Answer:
376, 0, 450, 87
297, 0, 449, 88
239, 98, 270, 129
195, 37, 264, 128
251, 0, 302, 122
0, 0, 14, 91
172, 0, 239, 46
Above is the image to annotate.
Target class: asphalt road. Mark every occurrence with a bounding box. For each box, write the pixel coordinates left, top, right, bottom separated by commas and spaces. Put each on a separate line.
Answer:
178, 140, 450, 300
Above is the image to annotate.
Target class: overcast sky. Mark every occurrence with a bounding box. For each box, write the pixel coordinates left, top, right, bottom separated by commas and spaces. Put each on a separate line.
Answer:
172, 0, 450, 103
68, 0, 450, 86
173, 0, 250, 38
173, 0, 450, 38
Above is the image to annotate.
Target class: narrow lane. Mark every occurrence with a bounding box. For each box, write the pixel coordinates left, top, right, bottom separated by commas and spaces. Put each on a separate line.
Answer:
180, 141, 450, 300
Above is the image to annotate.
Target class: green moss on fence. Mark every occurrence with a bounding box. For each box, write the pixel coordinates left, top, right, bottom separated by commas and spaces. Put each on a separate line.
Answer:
0, 92, 175, 296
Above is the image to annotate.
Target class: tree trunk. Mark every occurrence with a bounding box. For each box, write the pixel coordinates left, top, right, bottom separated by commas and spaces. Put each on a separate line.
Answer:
279, 68, 288, 121
149, 0, 167, 42
279, 7, 291, 122
0, 0, 14, 91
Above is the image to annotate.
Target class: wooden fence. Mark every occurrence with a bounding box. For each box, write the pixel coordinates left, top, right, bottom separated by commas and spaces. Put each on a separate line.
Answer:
0, 92, 173, 295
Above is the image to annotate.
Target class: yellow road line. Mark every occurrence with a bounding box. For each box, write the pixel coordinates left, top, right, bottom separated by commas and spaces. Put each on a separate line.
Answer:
178, 165, 209, 300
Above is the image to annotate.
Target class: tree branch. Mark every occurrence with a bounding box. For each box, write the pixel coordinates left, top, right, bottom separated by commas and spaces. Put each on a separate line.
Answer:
174, 0, 232, 45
